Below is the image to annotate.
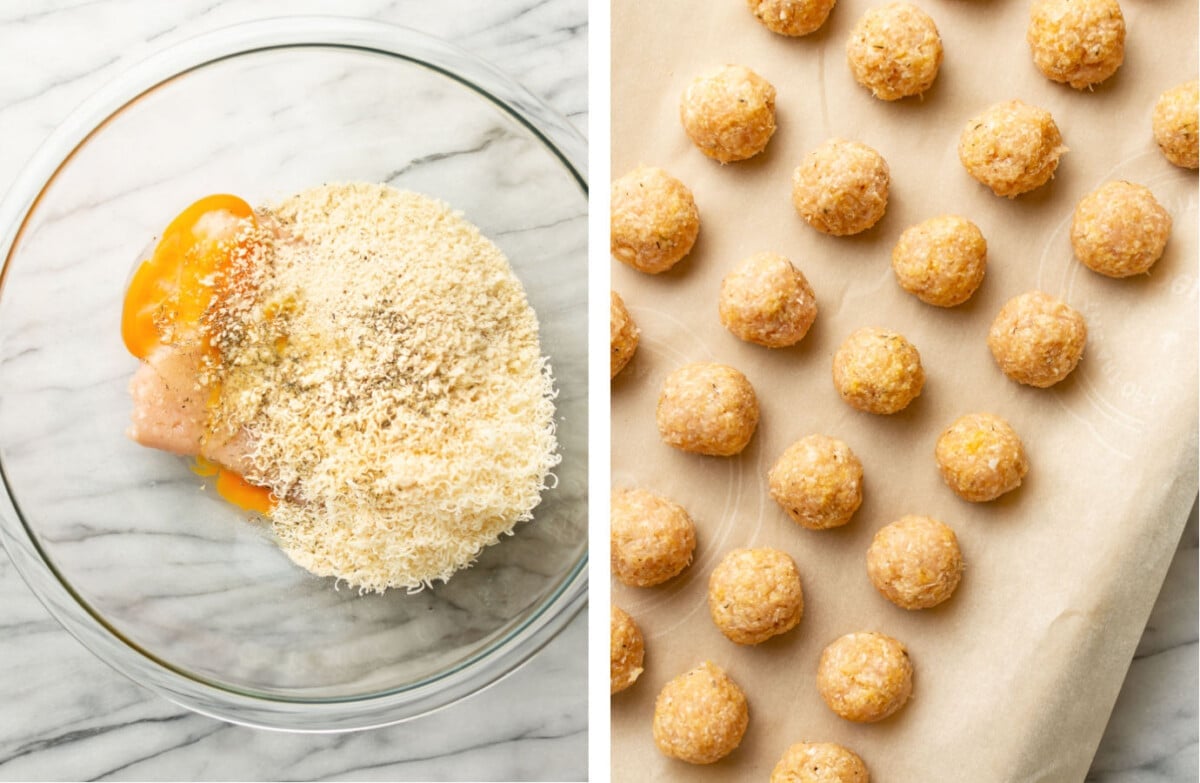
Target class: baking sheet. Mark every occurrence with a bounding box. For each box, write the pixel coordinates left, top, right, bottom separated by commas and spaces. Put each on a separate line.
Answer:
609, 0, 1199, 779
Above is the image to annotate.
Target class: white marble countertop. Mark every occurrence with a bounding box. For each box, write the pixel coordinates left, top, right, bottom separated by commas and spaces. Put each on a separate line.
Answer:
0, 1, 586, 781
0, 1, 1193, 782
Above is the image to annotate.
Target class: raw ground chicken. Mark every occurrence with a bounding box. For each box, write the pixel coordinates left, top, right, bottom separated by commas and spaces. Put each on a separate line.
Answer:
128, 183, 560, 593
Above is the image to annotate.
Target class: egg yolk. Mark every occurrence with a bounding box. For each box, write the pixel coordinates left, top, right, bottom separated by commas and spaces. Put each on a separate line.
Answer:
130, 196, 274, 515
215, 468, 274, 515
121, 194, 257, 360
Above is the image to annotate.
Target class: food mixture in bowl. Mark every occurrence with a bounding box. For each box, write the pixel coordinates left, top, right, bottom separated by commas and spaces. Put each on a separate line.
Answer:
122, 183, 560, 593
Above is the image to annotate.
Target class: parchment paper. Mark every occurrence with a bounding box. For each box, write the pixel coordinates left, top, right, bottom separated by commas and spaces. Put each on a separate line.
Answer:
610, 0, 1198, 779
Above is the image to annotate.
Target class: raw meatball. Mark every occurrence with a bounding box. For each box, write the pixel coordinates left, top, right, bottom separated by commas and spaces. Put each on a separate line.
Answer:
959, 100, 1066, 198
719, 252, 818, 348
1153, 80, 1199, 169
846, 2, 943, 100
708, 547, 804, 645
611, 166, 700, 274
611, 487, 697, 587
891, 215, 987, 307
832, 327, 924, 415
817, 632, 913, 723
768, 434, 864, 530
792, 139, 890, 236
610, 290, 640, 378
748, 0, 837, 36
653, 661, 749, 764
611, 605, 645, 694
680, 64, 777, 163
935, 412, 1029, 502
771, 742, 870, 783
1072, 181, 1172, 278
657, 362, 760, 456
867, 515, 963, 610
988, 291, 1086, 387
1027, 0, 1124, 89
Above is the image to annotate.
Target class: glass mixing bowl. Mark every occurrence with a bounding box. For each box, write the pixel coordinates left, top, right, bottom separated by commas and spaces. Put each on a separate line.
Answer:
0, 17, 587, 731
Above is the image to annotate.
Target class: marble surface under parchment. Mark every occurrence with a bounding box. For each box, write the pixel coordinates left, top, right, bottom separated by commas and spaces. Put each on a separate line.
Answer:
0, 1, 586, 781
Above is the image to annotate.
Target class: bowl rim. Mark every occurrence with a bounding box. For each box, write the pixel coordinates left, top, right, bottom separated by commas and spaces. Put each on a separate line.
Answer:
0, 15, 588, 732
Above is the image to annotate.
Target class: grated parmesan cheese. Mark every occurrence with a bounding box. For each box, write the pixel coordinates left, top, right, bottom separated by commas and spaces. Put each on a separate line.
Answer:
208, 183, 560, 593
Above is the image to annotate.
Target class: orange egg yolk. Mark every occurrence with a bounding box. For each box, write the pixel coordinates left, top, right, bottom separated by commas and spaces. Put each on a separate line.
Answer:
121, 193, 256, 360
215, 468, 274, 515
130, 196, 274, 515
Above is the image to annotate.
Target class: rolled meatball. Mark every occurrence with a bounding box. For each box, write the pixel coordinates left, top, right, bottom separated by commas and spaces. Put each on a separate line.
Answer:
846, 2, 943, 100
747, 0, 837, 36
610, 290, 640, 378
792, 139, 890, 236
935, 412, 1029, 502
708, 547, 804, 645
680, 64, 777, 163
653, 661, 749, 764
832, 327, 924, 415
719, 252, 818, 348
988, 291, 1086, 387
611, 166, 700, 274
657, 362, 760, 456
1027, 0, 1125, 89
611, 487, 697, 587
1153, 80, 1199, 169
867, 515, 964, 609
1071, 181, 1172, 278
611, 605, 645, 694
891, 215, 987, 307
817, 632, 913, 723
959, 100, 1066, 198
768, 434, 864, 530
771, 742, 870, 783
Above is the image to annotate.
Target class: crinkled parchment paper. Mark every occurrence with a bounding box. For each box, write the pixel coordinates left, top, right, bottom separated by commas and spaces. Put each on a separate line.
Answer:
610, 0, 1198, 780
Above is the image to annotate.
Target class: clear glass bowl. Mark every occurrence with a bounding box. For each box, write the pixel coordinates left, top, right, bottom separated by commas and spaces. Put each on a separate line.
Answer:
0, 17, 587, 731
